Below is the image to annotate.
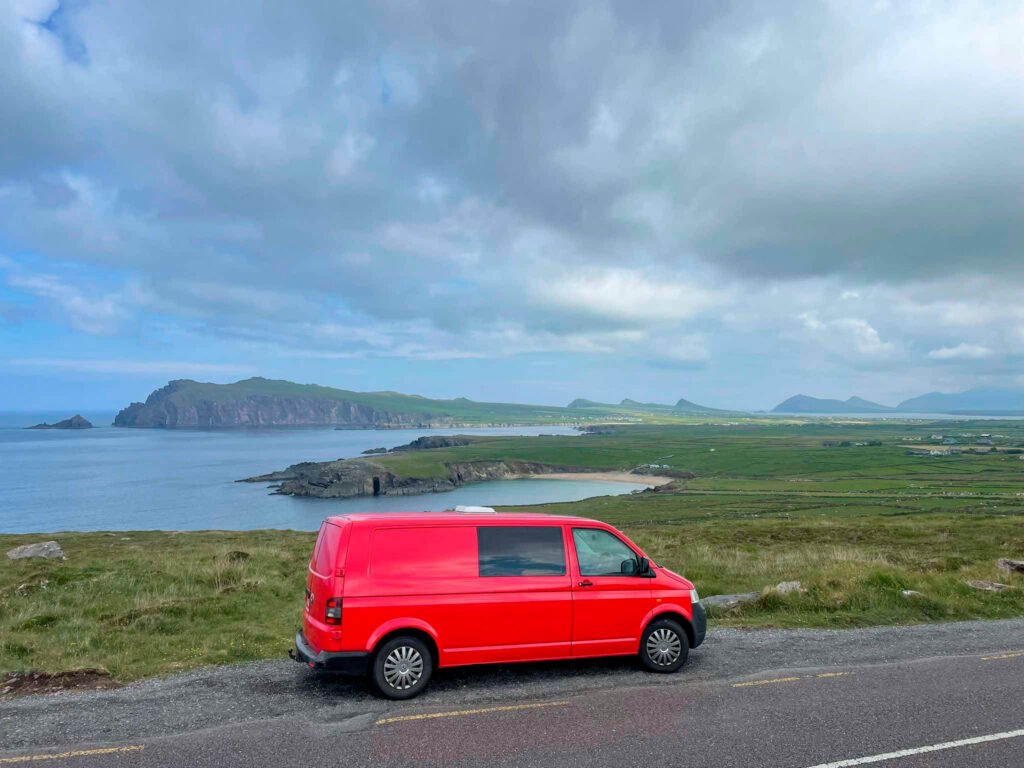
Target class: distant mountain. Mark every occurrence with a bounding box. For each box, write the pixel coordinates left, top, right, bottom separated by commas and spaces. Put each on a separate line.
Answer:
115, 378, 575, 429
567, 399, 605, 409
772, 395, 894, 414
675, 397, 726, 413
27, 414, 93, 430
620, 398, 665, 409
896, 388, 1024, 413
566, 397, 730, 414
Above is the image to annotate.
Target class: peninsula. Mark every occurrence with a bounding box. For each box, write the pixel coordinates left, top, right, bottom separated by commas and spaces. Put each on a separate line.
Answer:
240, 431, 688, 498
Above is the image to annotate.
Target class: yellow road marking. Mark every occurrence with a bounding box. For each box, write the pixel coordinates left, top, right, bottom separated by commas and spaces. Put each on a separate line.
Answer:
816, 672, 853, 678
732, 676, 802, 688
981, 651, 1024, 661
377, 700, 568, 725
0, 746, 144, 764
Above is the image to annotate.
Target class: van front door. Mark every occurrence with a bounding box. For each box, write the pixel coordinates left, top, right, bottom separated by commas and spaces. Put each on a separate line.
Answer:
569, 527, 653, 658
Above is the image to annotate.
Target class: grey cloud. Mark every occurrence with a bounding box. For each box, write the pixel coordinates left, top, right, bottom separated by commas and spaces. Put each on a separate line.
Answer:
1, 0, 1022, 379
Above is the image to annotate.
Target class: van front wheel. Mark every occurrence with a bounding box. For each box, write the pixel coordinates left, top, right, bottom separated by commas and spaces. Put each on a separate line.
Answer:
640, 619, 689, 673
371, 635, 433, 699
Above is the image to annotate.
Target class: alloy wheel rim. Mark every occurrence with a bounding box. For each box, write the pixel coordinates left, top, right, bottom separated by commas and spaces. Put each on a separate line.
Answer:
646, 628, 682, 666
383, 646, 424, 690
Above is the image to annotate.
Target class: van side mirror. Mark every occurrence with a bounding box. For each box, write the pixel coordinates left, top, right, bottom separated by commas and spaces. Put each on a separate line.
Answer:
636, 557, 653, 577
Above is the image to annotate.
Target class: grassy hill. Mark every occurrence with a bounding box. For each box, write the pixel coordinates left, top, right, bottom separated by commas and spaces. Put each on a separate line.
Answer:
115, 377, 583, 428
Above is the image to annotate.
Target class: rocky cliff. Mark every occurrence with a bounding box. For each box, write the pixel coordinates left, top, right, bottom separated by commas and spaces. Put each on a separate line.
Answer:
114, 380, 446, 428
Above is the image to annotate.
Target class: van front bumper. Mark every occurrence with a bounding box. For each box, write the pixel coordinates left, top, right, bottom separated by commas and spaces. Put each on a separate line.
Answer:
292, 630, 370, 676
691, 603, 707, 648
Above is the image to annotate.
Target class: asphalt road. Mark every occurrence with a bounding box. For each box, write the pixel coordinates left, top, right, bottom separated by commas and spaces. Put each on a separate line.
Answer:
2, 619, 1023, 767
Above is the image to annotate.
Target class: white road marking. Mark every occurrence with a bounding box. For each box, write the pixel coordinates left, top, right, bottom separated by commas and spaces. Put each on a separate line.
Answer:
0, 746, 144, 764
377, 700, 568, 725
802, 728, 1024, 767
731, 676, 801, 688
981, 651, 1024, 661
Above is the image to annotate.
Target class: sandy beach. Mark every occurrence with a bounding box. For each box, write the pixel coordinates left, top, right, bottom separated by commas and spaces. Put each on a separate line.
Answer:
528, 471, 675, 487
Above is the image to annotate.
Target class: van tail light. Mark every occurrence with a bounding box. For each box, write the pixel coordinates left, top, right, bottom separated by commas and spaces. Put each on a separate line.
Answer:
325, 597, 342, 626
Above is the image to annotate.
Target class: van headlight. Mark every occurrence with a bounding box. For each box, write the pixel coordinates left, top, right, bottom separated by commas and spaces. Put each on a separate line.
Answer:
689, 588, 700, 604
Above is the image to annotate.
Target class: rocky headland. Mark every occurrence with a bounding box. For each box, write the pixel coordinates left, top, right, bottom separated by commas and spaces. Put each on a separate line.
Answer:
113, 378, 580, 429
240, 457, 598, 498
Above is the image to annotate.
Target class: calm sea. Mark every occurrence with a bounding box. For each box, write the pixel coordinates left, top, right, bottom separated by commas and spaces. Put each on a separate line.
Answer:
0, 418, 646, 534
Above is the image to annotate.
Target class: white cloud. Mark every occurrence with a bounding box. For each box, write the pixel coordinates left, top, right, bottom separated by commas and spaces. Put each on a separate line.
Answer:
928, 343, 994, 360
535, 268, 727, 323
327, 132, 375, 180
8, 358, 254, 376
5, 270, 128, 335
832, 318, 894, 357
794, 310, 896, 361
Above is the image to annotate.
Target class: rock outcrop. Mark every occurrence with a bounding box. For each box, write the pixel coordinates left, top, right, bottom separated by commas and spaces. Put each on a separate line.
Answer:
27, 415, 92, 430
703, 592, 760, 610
7, 541, 65, 560
772, 580, 806, 594
391, 436, 473, 451
966, 579, 1010, 592
241, 458, 588, 499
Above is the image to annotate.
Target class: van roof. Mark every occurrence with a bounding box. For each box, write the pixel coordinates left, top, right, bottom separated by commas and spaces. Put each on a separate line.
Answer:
324, 511, 598, 526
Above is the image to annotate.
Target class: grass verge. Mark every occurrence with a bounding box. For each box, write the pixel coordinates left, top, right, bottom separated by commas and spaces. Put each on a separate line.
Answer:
2, 509, 1022, 683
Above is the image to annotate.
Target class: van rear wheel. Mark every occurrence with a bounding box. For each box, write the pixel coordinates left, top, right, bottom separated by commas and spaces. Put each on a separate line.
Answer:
371, 635, 433, 699
639, 618, 689, 673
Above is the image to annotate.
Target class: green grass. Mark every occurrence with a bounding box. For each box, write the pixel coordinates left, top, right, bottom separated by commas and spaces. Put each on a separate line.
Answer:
0, 531, 313, 682
3, 420, 1024, 682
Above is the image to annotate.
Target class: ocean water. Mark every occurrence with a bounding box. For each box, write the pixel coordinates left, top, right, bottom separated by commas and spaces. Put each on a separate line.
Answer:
0, 423, 647, 534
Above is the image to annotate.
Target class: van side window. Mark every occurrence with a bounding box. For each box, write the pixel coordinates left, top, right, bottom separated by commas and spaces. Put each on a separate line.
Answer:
573, 528, 639, 577
477, 526, 566, 577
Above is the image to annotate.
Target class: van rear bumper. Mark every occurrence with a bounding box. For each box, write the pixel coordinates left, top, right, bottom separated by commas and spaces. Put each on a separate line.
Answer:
292, 630, 370, 676
691, 603, 707, 648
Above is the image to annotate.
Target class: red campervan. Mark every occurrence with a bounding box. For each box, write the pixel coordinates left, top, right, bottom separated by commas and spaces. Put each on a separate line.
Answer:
292, 510, 706, 699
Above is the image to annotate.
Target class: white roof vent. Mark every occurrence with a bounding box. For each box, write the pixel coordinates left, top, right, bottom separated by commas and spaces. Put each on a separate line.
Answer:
454, 505, 497, 514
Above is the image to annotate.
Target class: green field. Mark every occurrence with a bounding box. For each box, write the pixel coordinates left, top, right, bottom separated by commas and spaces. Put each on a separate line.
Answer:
2, 420, 1023, 683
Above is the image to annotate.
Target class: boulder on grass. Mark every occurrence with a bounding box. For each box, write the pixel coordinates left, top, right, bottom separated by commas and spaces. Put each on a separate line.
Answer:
6, 541, 64, 560
996, 559, 1024, 574
703, 592, 760, 610
773, 580, 806, 594
966, 579, 1010, 592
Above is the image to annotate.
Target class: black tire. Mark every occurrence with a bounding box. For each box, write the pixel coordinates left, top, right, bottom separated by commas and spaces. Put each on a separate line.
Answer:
371, 635, 433, 700
639, 618, 689, 673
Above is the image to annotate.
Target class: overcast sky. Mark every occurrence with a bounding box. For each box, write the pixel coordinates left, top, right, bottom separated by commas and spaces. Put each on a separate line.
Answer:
2, 0, 1023, 411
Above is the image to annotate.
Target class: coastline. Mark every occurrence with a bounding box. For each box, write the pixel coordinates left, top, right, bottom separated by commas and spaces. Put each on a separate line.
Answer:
527, 471, 675, 487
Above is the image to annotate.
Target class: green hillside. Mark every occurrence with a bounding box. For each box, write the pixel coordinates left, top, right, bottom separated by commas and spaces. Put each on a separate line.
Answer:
114, 378, 749, 428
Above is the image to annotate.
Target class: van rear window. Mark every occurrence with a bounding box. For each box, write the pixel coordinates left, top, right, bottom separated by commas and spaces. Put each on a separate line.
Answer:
478, 526, 566, 577
371, 527, 477, 580
312, 522, 342, 575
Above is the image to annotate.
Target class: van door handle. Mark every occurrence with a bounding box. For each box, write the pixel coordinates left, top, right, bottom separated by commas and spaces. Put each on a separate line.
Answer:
577, 580, 593, 588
